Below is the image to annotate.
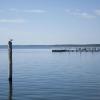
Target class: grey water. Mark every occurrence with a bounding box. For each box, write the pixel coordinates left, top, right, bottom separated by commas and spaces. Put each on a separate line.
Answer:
0, 49, 100, 100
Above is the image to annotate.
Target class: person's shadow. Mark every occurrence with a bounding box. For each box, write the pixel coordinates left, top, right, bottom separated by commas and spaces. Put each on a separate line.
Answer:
8, 81, 13, 100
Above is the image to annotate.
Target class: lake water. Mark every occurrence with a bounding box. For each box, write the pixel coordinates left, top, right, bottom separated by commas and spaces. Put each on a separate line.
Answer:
0, 49, 100, 100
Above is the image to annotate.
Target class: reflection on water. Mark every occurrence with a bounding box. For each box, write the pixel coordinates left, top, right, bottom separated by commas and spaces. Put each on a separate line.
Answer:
8, 81, 13, 100
0, 49, 100, 100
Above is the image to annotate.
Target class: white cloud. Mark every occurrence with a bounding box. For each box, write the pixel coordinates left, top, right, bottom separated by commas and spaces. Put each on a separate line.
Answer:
9, 9, 46, 13
65, 9, 96, 19
23, 9, 46, 13
0, 8, 46, 14
74, 12, 95, 19
95, 9, 100, 16
0, 19, 26, 23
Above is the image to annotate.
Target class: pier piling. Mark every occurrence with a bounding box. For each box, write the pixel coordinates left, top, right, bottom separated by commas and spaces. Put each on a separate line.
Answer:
8, 40, 13, 81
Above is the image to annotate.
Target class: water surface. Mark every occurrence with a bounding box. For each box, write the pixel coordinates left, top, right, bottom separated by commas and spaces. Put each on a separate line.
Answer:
0, 49, 100, 100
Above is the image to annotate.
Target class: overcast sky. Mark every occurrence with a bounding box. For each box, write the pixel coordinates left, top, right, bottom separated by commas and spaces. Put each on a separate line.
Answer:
0, 0, 100, 45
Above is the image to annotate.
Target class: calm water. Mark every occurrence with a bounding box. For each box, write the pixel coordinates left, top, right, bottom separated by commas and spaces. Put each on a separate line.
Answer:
0, 49, 100, 100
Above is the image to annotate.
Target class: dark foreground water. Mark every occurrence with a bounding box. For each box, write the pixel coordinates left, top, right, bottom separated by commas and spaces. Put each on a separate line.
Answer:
0, 49, 100, 100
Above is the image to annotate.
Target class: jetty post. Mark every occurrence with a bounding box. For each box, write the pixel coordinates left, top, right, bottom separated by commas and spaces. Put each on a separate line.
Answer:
8, 80, 13, 100
8, 40, 13, 81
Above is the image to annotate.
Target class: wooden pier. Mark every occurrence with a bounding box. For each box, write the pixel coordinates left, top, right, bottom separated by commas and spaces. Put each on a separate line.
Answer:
52, 47, 100, 52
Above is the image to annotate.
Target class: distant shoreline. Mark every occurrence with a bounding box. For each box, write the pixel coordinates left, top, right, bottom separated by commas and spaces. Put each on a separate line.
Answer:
0, 44, 100, 49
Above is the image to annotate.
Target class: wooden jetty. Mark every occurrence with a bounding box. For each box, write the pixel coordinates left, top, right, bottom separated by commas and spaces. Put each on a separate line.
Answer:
52, 47, 100, 52
52, 49, 66, 52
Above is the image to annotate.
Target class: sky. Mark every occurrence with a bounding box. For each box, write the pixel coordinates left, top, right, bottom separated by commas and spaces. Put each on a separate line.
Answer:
0, 0, 100, 45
